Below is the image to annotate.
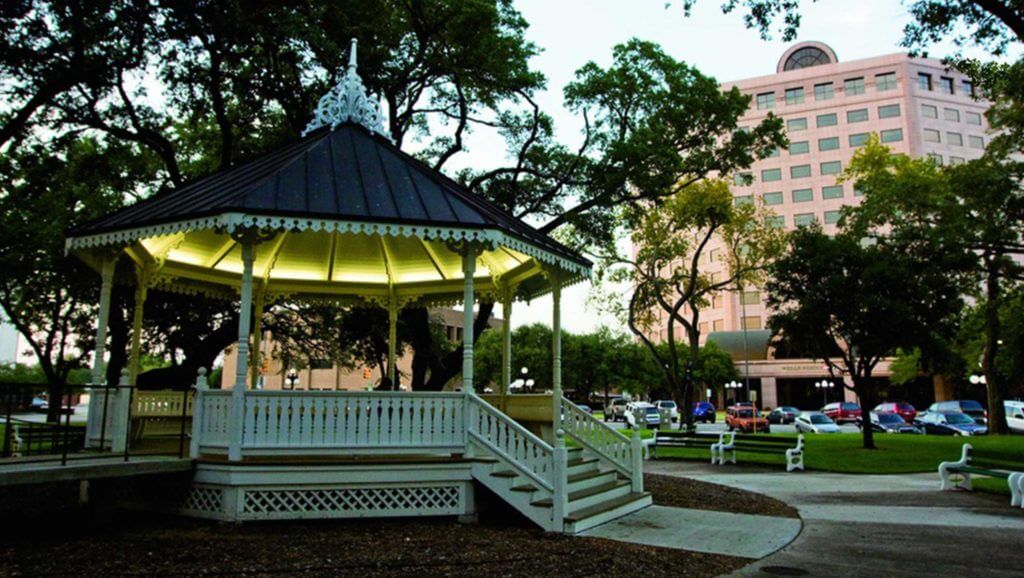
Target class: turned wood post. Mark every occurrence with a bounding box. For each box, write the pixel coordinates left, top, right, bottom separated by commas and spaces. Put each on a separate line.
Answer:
229, 241, 256, 462
190, 367, 208, 458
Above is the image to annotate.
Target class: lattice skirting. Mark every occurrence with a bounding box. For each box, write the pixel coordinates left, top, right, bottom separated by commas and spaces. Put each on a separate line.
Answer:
239, 484, 466, 520
112, 477, 226, 519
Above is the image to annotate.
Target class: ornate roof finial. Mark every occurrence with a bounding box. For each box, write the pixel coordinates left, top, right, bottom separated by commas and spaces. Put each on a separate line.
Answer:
303, 38, 392, 141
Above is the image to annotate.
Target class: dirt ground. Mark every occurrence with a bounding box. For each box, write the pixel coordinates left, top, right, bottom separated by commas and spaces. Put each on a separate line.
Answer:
0, 474, 794, 577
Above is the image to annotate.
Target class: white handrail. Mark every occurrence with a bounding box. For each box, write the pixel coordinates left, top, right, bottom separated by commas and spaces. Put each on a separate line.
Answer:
467, 393, 555, 492
560, 397, 634, 476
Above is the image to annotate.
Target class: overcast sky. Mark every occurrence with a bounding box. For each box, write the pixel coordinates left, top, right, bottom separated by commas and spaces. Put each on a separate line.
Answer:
487, 0, 1012, 334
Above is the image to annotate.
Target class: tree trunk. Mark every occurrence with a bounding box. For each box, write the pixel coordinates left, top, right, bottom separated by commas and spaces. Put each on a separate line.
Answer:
136, 317, 238, 391
983, 257, 1007, 434
853, 372, 877, 450
680, 329, 701, 432
419, 302, 496, 391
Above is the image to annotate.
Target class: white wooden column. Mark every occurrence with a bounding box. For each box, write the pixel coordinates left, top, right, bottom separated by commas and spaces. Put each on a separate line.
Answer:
229, 241, 256, 462
500, 292, 512, 412
551, 273, 563, 433
127, 270, 149, 385
249, 283, 265, 389
90, 258, 116, 385
461, 247, 477, 394
388, 299, 398, 390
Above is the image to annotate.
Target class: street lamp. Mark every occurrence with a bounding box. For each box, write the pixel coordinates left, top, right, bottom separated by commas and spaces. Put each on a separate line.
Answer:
286, 368, 298, 390
525, 378, 535, 392
814, 380, 835, 405
969, 374, 987, 385
725, 380, 743, 404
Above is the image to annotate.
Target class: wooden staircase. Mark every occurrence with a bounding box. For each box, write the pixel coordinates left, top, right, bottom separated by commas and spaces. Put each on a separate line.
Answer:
472, 447, 650, 533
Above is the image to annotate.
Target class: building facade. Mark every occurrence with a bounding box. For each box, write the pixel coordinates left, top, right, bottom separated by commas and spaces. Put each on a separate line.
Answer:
678, 42, 989, 409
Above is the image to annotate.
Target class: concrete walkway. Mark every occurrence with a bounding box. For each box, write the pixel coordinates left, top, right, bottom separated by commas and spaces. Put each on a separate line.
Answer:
647, 461, 1024, 577
581, 505, 801, 559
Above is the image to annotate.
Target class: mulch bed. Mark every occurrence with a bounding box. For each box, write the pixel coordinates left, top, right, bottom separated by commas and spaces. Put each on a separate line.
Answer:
0, 474, 800, 577
645, 473, 800, 519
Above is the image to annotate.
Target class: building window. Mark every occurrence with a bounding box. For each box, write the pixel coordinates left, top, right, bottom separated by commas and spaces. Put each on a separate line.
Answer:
824, 210, 842, 225
880, 128, 903, 143
767, 147, 782, 158
849, 133, 869, 147
875, 72, 897, 91
792, 188, 813, 203
709, 248, 721, 262
784, 46, 833, 70
878, 104, 901, 118
966, 111, 982, 125
734, 172, 753, 186
741, 316, 762, 330
712, 295, 723, 308
962, 80, 976, 97
787, 117, 808, 132
918, 72, 933, 91
741, 291, 760, 306
822, 185, 844, 199
814, 82, 834, 100
921, 104, 938, 118
950, 156, 966, 165
789, 141, 810, 154
734, 195, 753, 206
844, 77, 865, 95
757, 92, 775, 110
762, 191, 784, 205
969, 135, 984, 149
762, 168, 782, 182
816, 113, 838, 127
939, 76, 955, 94
854, 186, 864, 197
790, 165, 812, 179
928, 153, 943, 164
785, 87, 805, 105
713, 320, 725, 332
794, 213, 817, 227
820, 161, 842, 175
766, 215, 785, 228
847, 108, 869, 123
923, 129, 941, 143
818, 137, 840, 151
699, 322, 709, 334
947, 132, 963, 146
944, 108, 960, 122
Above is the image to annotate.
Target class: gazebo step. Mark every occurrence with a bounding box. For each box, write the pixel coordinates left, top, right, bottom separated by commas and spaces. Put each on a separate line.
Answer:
564, 492, 653, 534
531, 479, 631, 510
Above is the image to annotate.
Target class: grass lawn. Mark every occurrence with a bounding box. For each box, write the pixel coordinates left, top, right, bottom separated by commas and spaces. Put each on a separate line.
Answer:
653, 431, 1023, 476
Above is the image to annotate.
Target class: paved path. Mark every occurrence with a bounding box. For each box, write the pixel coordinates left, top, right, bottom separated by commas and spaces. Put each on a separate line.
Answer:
646, 461, 1024, 577
581, 505, 801, 559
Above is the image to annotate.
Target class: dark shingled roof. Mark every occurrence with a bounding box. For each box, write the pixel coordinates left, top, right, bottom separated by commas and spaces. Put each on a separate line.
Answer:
71, 123, 588, 268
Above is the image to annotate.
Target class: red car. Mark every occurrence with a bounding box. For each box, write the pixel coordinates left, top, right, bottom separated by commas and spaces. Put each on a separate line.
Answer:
873, 401, 916, 423
822, 402, 862, 424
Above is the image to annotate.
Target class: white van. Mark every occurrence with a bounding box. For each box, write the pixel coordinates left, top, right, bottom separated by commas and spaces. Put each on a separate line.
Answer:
1005, 401, 1024, 433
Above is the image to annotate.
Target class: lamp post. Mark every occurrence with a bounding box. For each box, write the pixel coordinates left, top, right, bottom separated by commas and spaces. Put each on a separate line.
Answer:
725, 380, 743, 404
286, 368, 298, 390
814, 380, 835, 406
969, 374, 987, 386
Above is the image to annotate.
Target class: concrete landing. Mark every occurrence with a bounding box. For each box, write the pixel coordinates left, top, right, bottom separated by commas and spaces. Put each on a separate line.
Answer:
0, 455, 193, 486
580, 505, 801, 559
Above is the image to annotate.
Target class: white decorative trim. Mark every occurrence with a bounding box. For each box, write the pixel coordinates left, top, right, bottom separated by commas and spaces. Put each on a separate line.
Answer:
303, 39, 391, 141
67, 213, 590, 281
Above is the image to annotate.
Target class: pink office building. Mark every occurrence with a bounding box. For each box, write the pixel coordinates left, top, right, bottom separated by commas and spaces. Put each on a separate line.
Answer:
681, 42, 989, 409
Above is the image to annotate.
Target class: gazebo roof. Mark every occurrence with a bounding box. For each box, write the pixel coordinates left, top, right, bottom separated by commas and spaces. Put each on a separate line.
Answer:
66, 41, 588, 307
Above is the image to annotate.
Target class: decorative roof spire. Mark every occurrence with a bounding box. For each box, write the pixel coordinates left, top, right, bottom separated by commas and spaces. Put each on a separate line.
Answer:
303, 38, 391, 141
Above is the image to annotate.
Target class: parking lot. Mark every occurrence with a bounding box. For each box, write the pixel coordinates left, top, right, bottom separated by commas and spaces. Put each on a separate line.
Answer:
604, 416, 862, 435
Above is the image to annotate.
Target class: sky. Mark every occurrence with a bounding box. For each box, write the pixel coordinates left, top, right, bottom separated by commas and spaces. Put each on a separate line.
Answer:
483, 0, 1010, 334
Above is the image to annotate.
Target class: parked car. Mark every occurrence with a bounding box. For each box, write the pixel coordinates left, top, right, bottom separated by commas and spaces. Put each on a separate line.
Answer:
725, 405, 769, 433
625, 402, 662, 429
915, 411, 988, 436
767, 406, 800, 424
1006, 401, 1024, 434
794, 412, 841, 434
924, 400, 987, 425
822, 402, 862, 424
692, 401, 716, 423
872, 402, 917, 423
654, 400, 680, 423
869, 412, 921, 434
605, 397, 628, 422
576, 403, 593, 414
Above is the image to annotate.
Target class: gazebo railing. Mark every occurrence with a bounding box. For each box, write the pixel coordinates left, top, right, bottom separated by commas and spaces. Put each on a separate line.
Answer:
560, 396, 643, 492
194, 390, 466, 457
466, 392, 555, 492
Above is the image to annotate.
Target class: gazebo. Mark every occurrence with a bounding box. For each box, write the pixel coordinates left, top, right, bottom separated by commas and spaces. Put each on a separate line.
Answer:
66, 40, 647, 533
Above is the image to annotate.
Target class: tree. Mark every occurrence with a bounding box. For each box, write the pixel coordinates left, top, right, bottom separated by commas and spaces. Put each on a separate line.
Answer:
595, 179, 787, 430
675, 1, 1024, 56
0, 136, 154, 419
846, 138, 1024, 434
766, 224, 963, 449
